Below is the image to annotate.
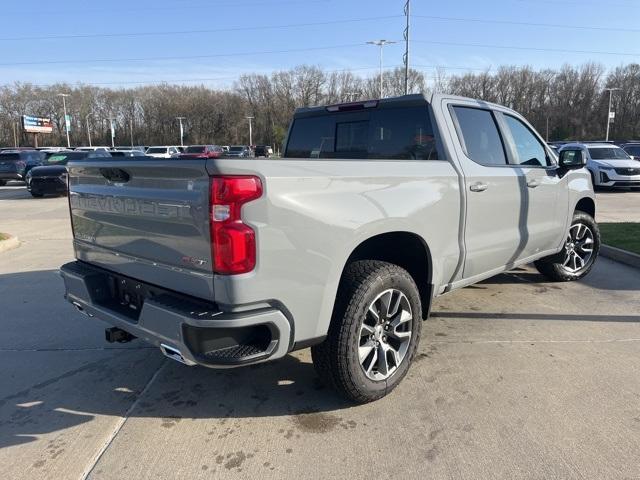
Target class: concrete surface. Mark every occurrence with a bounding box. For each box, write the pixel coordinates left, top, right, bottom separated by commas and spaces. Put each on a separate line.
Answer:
1, 184, 640, 480
595, 190, 640, 222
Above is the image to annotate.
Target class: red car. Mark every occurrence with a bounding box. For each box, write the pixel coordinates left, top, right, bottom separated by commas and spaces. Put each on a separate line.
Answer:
178, 145, 223, 159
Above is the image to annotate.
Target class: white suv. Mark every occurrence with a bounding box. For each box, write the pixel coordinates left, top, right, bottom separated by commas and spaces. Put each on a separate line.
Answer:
145, 146, 182, 158
560, 142, 640, 189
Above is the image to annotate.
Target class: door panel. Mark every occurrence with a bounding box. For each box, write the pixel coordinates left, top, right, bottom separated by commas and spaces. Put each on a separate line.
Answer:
448, 104, 528, 278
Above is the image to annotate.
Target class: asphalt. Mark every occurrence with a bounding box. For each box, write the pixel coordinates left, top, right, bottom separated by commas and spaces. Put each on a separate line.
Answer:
1, 183, 639, 480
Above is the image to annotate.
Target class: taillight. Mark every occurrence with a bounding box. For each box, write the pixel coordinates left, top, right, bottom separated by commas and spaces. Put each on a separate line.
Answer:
210, 176, 262, 275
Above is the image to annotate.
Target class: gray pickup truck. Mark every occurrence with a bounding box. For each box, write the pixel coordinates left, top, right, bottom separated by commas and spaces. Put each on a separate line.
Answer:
60, 94, 599, 403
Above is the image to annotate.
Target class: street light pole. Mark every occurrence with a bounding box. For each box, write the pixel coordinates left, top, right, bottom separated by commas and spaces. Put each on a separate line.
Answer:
57, 93, 71, 148
86, 114, 92, 147
604, 87, 621, 142
176, 117, 186, 147
246, 116, 254, 146
367, 40, 397, 99
109, 118, 116, 149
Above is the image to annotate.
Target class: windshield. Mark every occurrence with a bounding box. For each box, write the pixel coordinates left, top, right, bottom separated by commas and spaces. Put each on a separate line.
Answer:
588, 147, 630, 160
624, 146, 640, 156
229, 146, 244, 152
146, 147, 167, 153
185, 146, 205, 153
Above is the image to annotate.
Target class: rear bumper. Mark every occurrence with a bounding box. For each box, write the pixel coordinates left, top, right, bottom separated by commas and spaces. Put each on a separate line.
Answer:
28, 178, 68, 194
0, 172, 23, 181
59, 261, 292, 367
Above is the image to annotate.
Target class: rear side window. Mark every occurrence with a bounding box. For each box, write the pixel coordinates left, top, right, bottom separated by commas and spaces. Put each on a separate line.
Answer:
452, 107, 506, 166
285, 106, 440, 160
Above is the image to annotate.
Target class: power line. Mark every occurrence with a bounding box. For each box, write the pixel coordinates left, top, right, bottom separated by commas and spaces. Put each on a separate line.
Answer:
16, 64, 492, 88
3, 0, 331, 17
413, 15, 640, 34
0, 15, 402, 42
0, 43, 373, 67
413, 40, 640, 58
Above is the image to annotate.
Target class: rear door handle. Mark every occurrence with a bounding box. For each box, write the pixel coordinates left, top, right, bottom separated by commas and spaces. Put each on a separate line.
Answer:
469, 182, 488, 192
527, 179, 540, 188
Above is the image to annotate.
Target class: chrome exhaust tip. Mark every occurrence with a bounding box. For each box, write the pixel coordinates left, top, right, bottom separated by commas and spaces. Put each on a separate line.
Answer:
160, 344, 194, 365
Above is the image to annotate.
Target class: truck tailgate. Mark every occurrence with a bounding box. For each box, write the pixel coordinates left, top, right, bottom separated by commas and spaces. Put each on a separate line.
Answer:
67, 158, 214, 300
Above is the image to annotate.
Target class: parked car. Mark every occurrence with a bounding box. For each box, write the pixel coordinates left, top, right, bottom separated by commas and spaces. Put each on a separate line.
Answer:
621, 143, 640, 159
26, 150, 111, 197
145, 146, 183, 158
225, 145, 253, 157
559, 142, 640, 189
60, 93, 598, 403
0, 150, 46, 185
112, 146, 145, 153
254, 145, 273, 158
178, 145, 224, 159
75, 146, 111, 152
109, 150, 146, 157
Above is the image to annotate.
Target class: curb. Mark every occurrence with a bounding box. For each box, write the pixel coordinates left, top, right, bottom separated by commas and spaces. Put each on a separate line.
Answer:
601, 244, 640, 270
0, 234, 20, 253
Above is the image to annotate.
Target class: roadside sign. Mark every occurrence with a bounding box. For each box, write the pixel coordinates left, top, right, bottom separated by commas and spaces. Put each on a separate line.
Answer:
65, 114, 72, 132
22, 115, 53, 134
609, 111, 616, 119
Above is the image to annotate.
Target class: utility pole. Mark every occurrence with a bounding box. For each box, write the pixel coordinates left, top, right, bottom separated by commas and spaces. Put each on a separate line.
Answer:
130, 119, 134, 148
12, 121, 18, 147
86, 114, 92, 147
176, 117, 186, 147
367, 40, 396, 99
57, 93, 71, 148
604, 87, 621, 142
403, 0, 411, 95
246, 116, 254, 146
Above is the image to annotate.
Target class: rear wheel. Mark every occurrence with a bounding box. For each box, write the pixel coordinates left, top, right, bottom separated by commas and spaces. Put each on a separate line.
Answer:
311, 260, 422, 403
534, 211, 600, 281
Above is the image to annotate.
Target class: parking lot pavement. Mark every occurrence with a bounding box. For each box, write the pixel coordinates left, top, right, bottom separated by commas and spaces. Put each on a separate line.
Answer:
596, 190, 640, 222
1, 185, 640, 480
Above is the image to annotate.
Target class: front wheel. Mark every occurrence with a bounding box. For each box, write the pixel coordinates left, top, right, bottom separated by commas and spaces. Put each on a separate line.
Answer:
534, 211, 600, 281
311, 260, 422, 403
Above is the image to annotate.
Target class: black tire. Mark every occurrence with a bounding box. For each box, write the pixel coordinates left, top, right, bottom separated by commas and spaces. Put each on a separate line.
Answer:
30, 192, 44, 198
534, 211, 600, 282
311, 260, 422, 403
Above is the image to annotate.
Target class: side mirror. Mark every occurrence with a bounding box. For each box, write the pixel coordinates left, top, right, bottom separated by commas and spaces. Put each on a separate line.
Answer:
558, 149, 586, 169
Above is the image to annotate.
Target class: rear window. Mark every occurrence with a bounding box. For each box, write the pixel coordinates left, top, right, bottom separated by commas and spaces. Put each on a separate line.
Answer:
186, 146, 205, 153
284, 106, 441, 160
146, 147, 167, 153
588, 147, 630, 160
452, 106, 507, 166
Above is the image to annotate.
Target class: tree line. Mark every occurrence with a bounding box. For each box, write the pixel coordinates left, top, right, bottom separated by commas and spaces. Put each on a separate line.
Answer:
1, 62, 639, 149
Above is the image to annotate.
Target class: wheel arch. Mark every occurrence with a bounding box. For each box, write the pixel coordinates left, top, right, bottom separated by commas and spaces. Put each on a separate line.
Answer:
340, 231, 434, 320
575, 196, 596, 218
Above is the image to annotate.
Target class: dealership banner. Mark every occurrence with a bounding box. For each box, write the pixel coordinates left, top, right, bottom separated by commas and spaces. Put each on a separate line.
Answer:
22, 115, 53, 134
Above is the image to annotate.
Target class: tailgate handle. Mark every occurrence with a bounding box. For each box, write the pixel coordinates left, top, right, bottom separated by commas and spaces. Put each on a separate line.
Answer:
100, 168, 130, 183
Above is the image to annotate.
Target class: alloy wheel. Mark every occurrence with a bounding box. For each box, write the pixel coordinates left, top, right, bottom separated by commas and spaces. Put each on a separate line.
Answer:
562, 222, 594, 273
358, 289, 413, 381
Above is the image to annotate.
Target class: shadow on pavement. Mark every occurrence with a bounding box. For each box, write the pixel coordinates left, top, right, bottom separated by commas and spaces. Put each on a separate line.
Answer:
0, 259, 636, 450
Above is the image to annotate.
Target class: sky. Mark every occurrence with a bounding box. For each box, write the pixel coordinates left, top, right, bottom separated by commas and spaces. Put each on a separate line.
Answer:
1, 0, 638, 89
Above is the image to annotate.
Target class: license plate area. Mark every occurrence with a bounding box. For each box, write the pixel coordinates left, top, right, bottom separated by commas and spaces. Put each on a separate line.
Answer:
97, 274, 162, 322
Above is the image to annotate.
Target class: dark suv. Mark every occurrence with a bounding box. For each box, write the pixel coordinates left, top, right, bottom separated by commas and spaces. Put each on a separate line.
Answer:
27, 150, 111, 197
0, 150, 46, 185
